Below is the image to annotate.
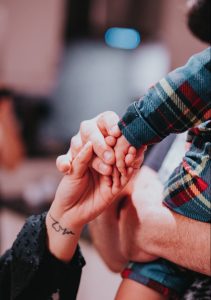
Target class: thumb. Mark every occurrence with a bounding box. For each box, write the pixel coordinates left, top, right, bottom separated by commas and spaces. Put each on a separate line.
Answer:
56, 150, 72, 174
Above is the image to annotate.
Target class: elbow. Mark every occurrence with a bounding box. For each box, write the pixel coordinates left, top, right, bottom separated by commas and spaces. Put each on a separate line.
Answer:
122, 240, 158, 263
100, 255, 127, 273
107, 261, 125, 273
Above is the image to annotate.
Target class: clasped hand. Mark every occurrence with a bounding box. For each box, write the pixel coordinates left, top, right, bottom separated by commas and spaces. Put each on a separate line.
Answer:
54, 111, 146, 229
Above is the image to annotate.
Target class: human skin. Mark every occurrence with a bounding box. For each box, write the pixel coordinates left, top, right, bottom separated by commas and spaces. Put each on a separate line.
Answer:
57, 111, 141, 177
115, 279, 167, 300
88, 168, 157, 273
114, 165, 211, 299
90, 166, 211, 276
57, 112, 210, 273
46, 141, 136, 262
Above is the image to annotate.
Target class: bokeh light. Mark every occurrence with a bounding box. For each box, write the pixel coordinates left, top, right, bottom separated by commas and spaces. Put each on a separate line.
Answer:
105, 27, 141, 50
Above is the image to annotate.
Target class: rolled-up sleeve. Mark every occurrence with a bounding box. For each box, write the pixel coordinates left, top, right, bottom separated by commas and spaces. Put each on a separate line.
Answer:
118, 47, 211, 148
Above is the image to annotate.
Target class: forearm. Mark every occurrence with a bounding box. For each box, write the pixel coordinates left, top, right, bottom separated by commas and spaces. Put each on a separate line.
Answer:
45, 211, 82, 263
130, 205, 211, 275
89, 202, 128, 272
0, 213, 84, 300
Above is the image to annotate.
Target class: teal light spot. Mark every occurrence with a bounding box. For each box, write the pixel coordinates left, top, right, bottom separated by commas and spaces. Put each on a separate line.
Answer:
105, 27, 141, 50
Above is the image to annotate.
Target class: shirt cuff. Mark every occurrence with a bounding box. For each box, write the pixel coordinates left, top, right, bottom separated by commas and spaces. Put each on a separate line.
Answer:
118, 102, 163, 148
11, 212, 85, 299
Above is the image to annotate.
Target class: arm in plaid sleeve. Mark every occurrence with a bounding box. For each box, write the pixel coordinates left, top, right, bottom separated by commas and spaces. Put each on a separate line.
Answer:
118, 47, 211, 148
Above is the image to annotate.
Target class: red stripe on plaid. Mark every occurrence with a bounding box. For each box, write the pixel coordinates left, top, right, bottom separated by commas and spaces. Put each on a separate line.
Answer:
183, 161, 209, 192
122, 270, 179, 299
179, 82, 207, 114
156, 107, 175, 132
121, 268, 132, 278
170, 189, 192, 206
147, 279, 172, 297
170, 165, 208, 207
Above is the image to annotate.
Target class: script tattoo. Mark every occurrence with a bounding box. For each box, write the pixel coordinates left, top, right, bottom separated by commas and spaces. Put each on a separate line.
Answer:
49, 214, 75, 235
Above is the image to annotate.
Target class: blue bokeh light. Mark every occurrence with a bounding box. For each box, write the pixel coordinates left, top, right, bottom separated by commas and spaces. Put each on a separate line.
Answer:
105, 27, 141, 50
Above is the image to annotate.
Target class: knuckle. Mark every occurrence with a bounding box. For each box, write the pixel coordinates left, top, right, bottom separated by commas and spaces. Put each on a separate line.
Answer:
92, 158, 104, 174
99, 111, 118, 124
116, 160, 124, 168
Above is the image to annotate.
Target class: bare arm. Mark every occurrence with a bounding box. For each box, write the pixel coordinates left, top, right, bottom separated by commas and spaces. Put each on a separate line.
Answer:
89, 169, 157, 272
89, 201, 128, 272
136, 207, 210, 275
63, 112, 210, 275
119, 166, 211, 276
90, 166, 211, 276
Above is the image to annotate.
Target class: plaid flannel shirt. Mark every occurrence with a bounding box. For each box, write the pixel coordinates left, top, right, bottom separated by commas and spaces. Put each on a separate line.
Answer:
119, 47, 211, 222
119, 47, 211, 298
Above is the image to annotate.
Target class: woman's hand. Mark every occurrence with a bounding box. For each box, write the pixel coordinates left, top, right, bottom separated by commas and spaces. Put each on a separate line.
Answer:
46, 141, 136, 262
53, 144, 135, 228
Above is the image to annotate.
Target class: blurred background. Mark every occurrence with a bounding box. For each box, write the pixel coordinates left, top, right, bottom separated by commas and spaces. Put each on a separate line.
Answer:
0, 0, 206, 299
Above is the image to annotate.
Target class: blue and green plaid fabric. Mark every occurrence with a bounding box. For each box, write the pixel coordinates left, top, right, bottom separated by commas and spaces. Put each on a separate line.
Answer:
119, 47, 211, 221
119, 47, 211, 297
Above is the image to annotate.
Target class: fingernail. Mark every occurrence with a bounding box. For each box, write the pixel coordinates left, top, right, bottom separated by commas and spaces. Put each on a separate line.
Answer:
103, 151, 113, 162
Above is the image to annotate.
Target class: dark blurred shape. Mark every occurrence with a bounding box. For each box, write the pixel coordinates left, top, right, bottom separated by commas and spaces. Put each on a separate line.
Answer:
13, 93, 52, 157
64, 0, 92, 41
64, 0, 163, 43
187, 0, 211, 43
0, 88, 14, 99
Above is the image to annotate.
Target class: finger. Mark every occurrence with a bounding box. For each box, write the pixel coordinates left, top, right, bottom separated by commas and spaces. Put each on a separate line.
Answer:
132, 146, 147, 169
125, 147, 137, 167
116, 157, 126, 176
112, 167, 121, 195
70, 133, 83, 160
128, 147, 146, 170
91, 156, 113, 176
56, 150, 72, 173
115, 138, 128, 176
105, 135, 117, 147
71, 141, 93, 178
120, 167, 134, 187
97, 111, 121, 137
99, 175, 112, 192
113, 166, 120, 188
80, 119, 115, 165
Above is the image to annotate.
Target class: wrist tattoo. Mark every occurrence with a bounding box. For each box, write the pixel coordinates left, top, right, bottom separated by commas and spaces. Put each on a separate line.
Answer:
49, 214, 75, 235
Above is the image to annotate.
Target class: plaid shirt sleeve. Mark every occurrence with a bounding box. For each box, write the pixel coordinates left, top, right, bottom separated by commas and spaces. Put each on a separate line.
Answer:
118, 47, 211, 148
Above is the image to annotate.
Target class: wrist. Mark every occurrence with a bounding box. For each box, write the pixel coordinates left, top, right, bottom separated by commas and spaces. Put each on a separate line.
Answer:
46, 211, 83, 262
48, 198, 85, 232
